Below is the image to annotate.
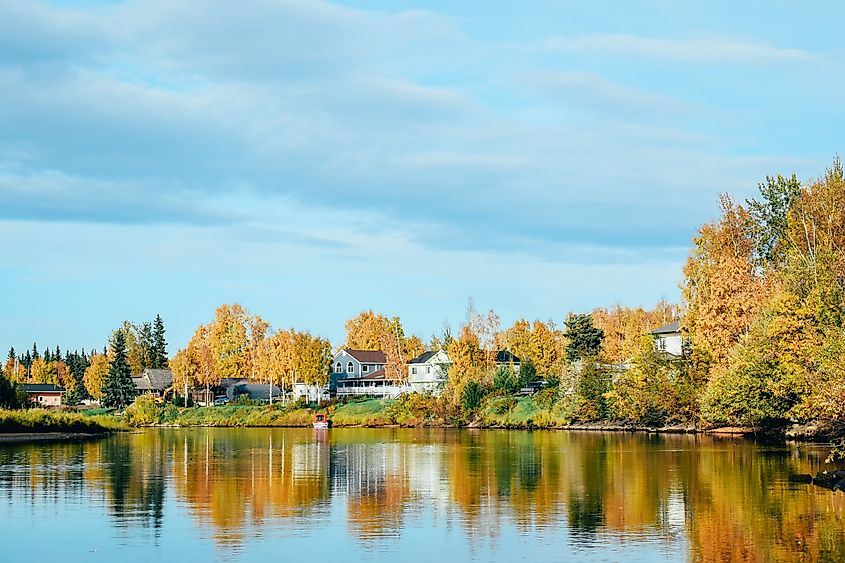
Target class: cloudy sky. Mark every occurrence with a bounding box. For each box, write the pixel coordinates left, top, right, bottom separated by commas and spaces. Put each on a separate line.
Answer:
1, 0, 843, 353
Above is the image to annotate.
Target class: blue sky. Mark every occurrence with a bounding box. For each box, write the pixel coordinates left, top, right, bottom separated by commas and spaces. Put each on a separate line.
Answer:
1, 0, 843, 354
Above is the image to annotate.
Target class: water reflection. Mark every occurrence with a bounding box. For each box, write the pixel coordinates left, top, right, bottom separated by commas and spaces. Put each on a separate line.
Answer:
1, 429, 844, 562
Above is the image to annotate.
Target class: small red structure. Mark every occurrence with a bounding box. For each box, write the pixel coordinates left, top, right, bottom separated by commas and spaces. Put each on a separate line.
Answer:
313, 413, 330, 429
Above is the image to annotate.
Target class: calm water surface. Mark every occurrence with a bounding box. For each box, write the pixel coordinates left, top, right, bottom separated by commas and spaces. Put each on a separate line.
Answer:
1, 428, 843, 562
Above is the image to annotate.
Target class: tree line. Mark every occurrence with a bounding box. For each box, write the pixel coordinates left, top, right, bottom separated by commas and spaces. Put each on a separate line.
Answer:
0, 315, 167, 409
5, 160, 845, 432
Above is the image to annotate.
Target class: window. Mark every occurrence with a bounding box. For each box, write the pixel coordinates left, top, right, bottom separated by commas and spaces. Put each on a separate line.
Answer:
411, 367, 417, 375
426, 366, 431, 374
363, 365, 369, 373
347, 362, 354, 373
335, 362, 342, 373
657, 337, 666, 351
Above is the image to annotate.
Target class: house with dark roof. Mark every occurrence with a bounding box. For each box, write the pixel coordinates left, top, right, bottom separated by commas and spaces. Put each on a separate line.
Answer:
132, 368, 173, 398
651, 321, 684, 357
494, 350, 521, 369
22, 383, 65, 407
407, 350, 450, 394
331, 348, 404, 398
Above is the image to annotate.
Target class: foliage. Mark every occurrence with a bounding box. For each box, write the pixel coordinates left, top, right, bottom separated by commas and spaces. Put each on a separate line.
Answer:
605, 336, 694, 426
101, 330, 136, 409
592, 301, 678, 364
574, 359, 611, 421
0, 372, 29, 409
564, 314, 604, 362
83, 353, 110, 400
492, 366, 518, 393
461, 381, 486, 413
124, 395, 161, 426
0, 409, 125, 434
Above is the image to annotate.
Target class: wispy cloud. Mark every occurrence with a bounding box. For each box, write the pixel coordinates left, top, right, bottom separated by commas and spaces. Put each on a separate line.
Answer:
544, 33, 822, 65
521, 71, 690, 119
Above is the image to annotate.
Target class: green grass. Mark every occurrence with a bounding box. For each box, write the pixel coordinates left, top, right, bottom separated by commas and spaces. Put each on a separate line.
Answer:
0, 409, 126, 434
481, 394, 577, 429
330, 399, 395, 426
148, 403, 313, 427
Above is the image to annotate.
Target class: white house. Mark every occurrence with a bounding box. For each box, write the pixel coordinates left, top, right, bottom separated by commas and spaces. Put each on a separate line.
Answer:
292, 381, 329, 403
651, 321, 684, 357
332, 348, 404, 398
407, 350, 451, 395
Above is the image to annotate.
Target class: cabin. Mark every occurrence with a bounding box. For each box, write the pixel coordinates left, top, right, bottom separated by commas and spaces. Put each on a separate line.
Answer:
331, 349, 404, 398
132, 368, 173, 398
651, 321, 684, 358
407, 350, 450, 395
22, 383, 65, 407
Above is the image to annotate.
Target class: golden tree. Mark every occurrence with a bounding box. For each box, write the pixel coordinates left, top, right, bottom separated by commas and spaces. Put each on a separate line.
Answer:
83, 353, 110, 400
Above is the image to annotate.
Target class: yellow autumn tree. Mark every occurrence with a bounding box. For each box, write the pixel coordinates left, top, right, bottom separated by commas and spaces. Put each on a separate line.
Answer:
170, 346, 200, 401
344, 310, 423, 382
445, 325, 485, 405
84, 353, 110, 400
210, 304, 248, 380
592, 301, 677, 364
682, 195, 771, 370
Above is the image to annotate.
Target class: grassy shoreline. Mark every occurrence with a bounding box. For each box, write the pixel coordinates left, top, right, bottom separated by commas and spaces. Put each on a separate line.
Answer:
0, 409, 127, 435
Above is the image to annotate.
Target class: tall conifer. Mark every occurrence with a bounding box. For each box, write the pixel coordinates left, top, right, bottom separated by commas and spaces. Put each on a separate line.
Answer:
101, 331, 136, 408
152, 314, 168, 368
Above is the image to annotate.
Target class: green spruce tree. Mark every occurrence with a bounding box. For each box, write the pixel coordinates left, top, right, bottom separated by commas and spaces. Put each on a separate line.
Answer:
152, 314, 168, 368
563, 313, 605, 362
101, 331, 136, 409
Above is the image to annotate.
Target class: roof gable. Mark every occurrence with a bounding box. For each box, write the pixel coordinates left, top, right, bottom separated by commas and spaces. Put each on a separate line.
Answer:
343, 349, 387, 363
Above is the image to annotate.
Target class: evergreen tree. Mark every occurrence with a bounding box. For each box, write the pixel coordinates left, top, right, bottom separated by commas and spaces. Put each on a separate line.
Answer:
31, 343, 39, 360
55, 345, 61, 361
564, 313, 605, 362
140, 321, 154, 370
152, 314, 168, 368
101, 331, 136, 409
44, 348, 52, 363
7, 347, 15, 362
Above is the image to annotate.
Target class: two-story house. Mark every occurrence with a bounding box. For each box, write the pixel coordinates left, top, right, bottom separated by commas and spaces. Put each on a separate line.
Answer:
651, 321, 684, 358
332, 348, 404, 398
407, 350, 451, 395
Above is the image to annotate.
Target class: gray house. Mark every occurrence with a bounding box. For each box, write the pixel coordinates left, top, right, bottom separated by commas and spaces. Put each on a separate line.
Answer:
132, 369, 173, 397
332, 348, 404, 398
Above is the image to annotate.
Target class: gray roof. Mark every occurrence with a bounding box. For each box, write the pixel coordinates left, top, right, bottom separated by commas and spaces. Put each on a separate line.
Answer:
132, 369, 173, 391
651, 321, 681, 335
22, 383, 65, 393
408, 350, 438, 364
495, 350, 520, 364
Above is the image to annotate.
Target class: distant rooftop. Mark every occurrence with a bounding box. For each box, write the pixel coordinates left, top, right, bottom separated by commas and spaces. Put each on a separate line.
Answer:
651, 321, 681, 335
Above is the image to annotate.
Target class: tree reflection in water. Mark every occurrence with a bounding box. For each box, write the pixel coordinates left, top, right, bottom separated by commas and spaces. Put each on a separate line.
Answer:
1, 429, 844, 561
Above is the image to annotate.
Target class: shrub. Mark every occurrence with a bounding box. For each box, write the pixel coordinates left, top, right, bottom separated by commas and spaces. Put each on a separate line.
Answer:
125, 395, 161, 426
462, 381, 486, 413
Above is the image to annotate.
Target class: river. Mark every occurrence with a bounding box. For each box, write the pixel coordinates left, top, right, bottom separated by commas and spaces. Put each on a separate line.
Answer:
1, 428, 843, 562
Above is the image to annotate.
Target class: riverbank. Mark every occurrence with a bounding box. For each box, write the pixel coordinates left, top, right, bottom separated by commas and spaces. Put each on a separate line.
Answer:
125, 398, 816, 439
0, 409, 127, 437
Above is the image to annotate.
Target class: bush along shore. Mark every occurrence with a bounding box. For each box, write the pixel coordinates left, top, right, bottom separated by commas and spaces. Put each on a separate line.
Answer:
0, 408, 127, 436
120, 394, 819, 439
